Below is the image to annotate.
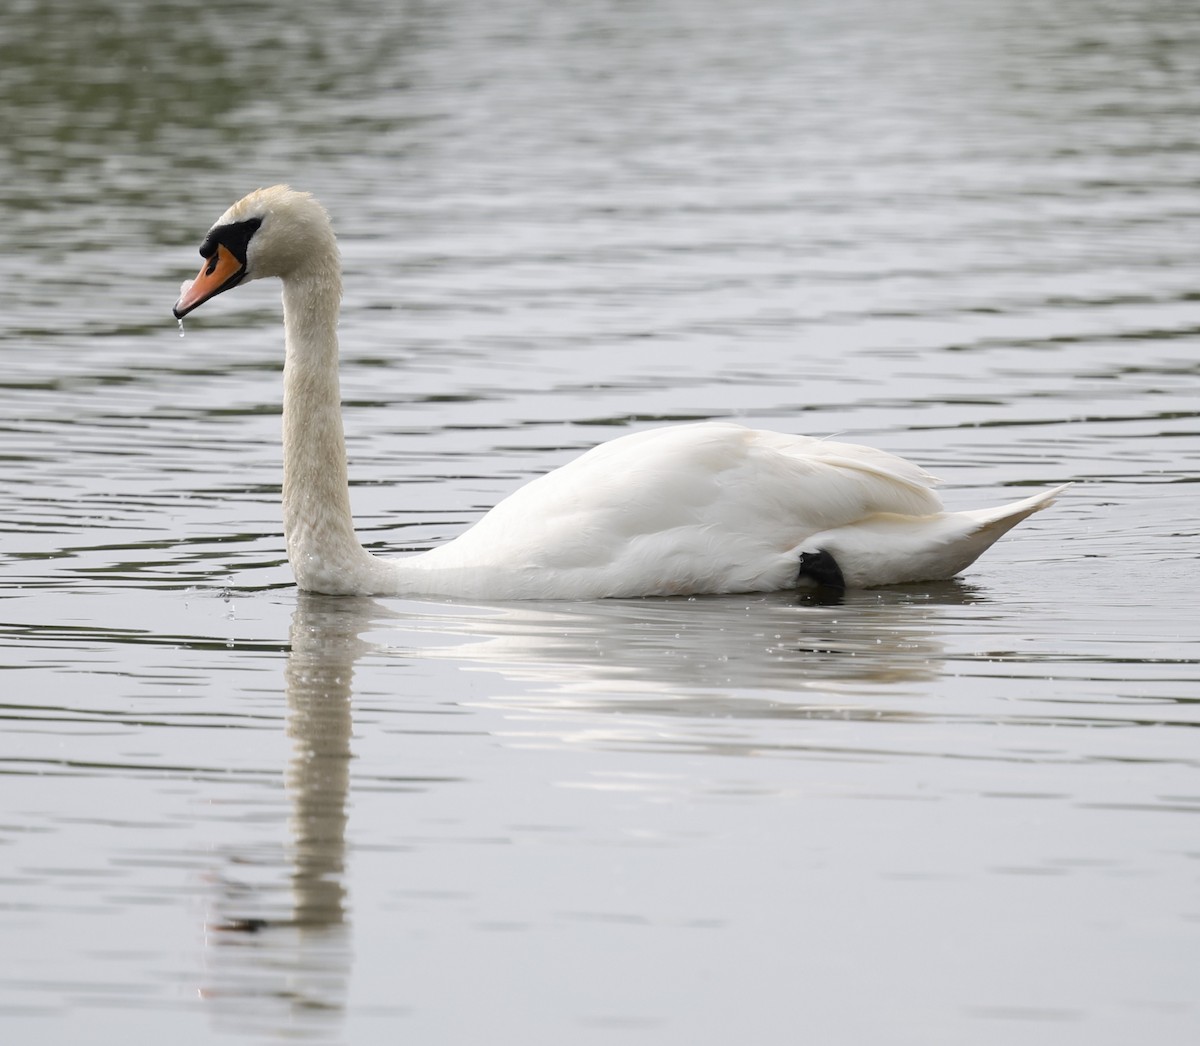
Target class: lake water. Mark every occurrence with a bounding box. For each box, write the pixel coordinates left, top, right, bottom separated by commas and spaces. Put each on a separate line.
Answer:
2, 0, 1198, 1042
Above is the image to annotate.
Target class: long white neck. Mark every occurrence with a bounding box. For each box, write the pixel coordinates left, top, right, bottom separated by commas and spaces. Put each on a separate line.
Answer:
280, 265, 378, 593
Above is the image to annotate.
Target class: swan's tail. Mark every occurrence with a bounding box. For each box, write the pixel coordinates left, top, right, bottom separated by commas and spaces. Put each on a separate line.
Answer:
800, 483, 1071, 588
960, 482, 1071, 539
921, 482, 1071, 582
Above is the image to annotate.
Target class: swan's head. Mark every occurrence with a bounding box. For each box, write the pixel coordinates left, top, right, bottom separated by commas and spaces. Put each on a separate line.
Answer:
173, 185, 337, 319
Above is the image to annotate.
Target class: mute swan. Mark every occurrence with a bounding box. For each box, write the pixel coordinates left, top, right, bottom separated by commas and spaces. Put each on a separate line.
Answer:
173, 185, 1065, 599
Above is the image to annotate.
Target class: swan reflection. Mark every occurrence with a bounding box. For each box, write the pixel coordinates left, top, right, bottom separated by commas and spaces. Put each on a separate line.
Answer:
366, 582, 979, 711
203, 595, 366, 1039
200, 581, 977, 1034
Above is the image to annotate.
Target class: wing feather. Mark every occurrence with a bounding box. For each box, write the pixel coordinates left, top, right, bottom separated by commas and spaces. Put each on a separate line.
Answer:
421, 423, 943, 577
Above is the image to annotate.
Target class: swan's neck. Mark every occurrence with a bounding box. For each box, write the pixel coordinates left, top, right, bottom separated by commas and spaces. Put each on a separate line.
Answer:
280, 267, 376, 593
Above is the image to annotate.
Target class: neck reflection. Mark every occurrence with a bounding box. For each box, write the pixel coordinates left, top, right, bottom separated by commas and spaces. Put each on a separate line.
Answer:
204, 594, 379, 1037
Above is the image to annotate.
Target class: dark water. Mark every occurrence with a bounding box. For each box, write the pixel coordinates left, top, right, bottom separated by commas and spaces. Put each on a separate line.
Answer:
2, 0, 1198, 1042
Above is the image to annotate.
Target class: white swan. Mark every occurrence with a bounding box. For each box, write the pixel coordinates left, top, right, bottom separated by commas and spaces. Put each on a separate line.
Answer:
173, 185, 1065, 599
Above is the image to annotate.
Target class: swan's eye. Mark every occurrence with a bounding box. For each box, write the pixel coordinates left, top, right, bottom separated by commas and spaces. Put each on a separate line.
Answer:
197, 217, 263, 268
220, 217, 264, 265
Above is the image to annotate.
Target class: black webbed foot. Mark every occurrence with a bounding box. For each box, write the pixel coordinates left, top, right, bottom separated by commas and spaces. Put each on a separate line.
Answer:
796, 549, 846, 604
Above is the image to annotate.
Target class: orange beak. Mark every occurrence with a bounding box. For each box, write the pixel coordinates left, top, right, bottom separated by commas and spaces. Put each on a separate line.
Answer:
173, 243, 247, 318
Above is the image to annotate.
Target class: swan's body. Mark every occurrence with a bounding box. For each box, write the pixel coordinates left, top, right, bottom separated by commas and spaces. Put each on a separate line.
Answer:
174, 186, 1065, 599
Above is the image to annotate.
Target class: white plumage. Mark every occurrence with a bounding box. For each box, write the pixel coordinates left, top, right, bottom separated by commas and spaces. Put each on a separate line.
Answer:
173, 185, 1065, 599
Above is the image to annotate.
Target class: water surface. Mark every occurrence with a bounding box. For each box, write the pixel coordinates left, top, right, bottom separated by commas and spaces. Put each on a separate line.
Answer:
2, 0, 1198, 1043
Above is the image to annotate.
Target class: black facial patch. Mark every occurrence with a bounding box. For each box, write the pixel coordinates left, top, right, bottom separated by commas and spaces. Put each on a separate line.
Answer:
797, 549, 846, 591
199, 216, 263, 263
